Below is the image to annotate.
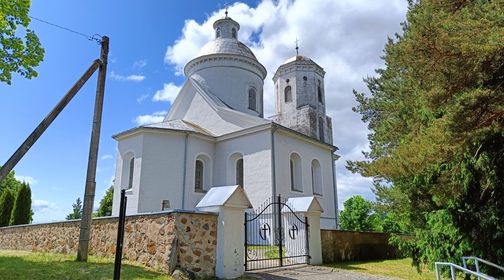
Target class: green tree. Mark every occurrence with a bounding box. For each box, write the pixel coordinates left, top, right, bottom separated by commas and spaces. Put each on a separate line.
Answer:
0, 189, 14, 227
339, 195, 377, 231
9, 182, 32, 225
66, 197, 82, 220
0, 168, 22, 194
349, 0, 504, 272
96, 186, 113, 217
0, 0, 45, 85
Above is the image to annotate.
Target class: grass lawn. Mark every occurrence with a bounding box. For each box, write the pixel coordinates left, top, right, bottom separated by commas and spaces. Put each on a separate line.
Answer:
325, 258, 437, 280
0, 250, 169, 280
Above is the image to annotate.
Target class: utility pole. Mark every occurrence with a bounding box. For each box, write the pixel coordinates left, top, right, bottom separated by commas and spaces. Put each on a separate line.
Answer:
77, 36, 109, 261
0, 61, 100, 183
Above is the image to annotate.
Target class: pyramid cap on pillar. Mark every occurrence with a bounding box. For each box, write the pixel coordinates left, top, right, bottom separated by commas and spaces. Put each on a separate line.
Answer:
196, 185, 252, 210
284, 196, 324, 213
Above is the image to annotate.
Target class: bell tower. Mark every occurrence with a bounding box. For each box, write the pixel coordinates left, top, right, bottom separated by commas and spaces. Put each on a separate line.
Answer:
272, 54, 333, 144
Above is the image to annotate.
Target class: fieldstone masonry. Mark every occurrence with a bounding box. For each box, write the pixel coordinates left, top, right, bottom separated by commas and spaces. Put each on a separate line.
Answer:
0, 211, 217, 277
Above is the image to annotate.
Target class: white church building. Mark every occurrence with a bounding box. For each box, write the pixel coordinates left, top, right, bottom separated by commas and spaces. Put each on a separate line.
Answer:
112, 15, 339, 229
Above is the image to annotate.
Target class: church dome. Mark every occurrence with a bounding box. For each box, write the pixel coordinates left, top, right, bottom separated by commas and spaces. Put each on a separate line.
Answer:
197, 39, 257, 61
283, 55, 313, 64
182, 14, 267, 118
184, 15, 266, 78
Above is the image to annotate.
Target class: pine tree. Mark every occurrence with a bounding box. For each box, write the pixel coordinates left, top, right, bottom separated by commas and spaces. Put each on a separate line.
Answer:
9, 183, 32, 225
66, 197, 82, 220
349, 0, 504, 271
0, 189, 15, 227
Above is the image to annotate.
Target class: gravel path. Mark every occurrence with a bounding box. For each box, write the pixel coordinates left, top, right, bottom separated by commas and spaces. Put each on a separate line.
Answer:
246, 265, 397, 280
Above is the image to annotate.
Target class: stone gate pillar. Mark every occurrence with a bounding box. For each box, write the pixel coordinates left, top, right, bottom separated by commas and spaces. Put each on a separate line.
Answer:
196, 185, 252, 279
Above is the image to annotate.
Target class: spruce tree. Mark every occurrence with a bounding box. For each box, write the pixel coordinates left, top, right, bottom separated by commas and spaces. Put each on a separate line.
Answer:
9, 183, 32, 225
0, 189, 15, 227
66, 197, 82, 220
96, 186, 114, 217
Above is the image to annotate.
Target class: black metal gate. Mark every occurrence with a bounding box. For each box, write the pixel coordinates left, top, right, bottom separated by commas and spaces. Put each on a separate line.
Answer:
244, 195, 309, 271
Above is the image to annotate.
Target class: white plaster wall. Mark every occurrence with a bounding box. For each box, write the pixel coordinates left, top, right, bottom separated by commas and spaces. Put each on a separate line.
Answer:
214, 129, 273, 208
273, 130, 337, 229
192, 64, 264, 117
136, 132, 186, 213
184, 136, 216, 209
112, 134, 144, 216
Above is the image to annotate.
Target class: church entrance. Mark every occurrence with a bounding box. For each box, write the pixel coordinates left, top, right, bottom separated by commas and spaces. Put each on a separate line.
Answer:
244, 195, 310, 271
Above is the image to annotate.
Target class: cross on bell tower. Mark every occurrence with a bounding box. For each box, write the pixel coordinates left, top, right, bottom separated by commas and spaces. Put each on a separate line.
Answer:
295, 38, 299, 56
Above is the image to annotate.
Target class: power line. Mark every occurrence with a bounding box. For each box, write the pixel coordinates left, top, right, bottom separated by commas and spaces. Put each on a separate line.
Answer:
29, 15, 102, 44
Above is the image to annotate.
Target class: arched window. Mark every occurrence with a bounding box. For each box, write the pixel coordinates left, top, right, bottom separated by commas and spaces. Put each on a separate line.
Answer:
228, 153, 243, 185
284, 85, 292, 102
216, 27, 221, 38
194, 160, 204, 192
311, 159, 323, 195
128, 157, 134, 189
317, 80, 323, 104
236, 158, 244, 186
319, 117, 325, 142
290, 153, 302, 192
232, 28, 237, 39
248, 88, 256, 111
195, 154, 212, 192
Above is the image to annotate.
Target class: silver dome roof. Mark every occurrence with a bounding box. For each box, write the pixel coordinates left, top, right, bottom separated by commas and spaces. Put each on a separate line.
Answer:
197, 38, 257, 61
283, 55, 314, 64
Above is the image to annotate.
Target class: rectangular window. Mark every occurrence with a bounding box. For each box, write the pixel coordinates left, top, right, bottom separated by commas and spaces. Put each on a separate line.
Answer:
248, 88, 256, 111
195, 160, 204, 192
236, 159, 244, 187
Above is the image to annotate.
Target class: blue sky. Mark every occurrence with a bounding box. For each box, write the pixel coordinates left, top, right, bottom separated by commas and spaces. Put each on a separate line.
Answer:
0, 0, 407, 223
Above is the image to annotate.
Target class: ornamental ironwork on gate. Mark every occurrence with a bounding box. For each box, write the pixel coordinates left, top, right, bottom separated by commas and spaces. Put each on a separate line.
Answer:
244, 195, 310, 271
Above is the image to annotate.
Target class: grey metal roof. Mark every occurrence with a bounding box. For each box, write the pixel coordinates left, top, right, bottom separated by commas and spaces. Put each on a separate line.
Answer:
197, 38, 257, 61
144, 119, 214, 136
283, 55, 314, 64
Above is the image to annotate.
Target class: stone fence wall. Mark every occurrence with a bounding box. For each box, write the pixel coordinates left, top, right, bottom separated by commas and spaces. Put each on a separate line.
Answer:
0, 211, 217, 277
321, 229, 403, 263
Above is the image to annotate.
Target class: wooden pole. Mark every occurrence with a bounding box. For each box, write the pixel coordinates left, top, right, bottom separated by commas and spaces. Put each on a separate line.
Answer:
77, 36, 109, 261
0, 60, 101, 183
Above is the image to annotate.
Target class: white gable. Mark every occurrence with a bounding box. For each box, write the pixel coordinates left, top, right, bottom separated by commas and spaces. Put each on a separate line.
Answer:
196, 185, 252, 209
284, 196, 324, 213
164, 75, 269, 136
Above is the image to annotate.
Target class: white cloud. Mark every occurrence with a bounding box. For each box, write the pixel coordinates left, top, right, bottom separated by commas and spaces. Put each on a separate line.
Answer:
133, 59, 147, 68
164, 0, 408, 204
32, 199, 60, 223
136, 93, 149, 103
15, 175, 37, 185
152, 83, 182, 103
134, 111, 167, 126
100, 154, 113, 160
31, 199, 65, 223
110, 71, 145, 82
